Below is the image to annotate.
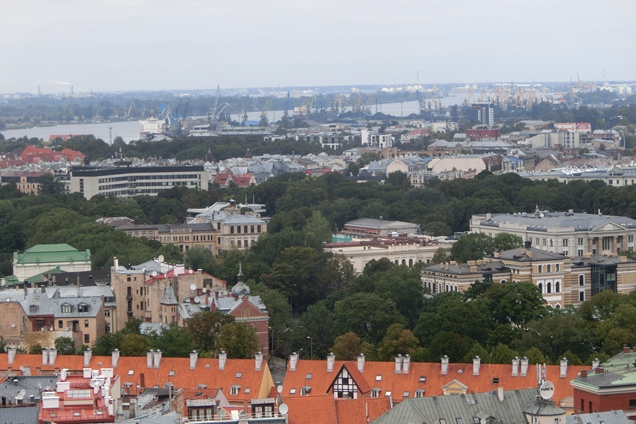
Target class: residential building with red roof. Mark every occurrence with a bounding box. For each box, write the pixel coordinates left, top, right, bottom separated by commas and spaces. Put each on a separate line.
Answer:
19, 145, 85, 165
282, 353, 586, 414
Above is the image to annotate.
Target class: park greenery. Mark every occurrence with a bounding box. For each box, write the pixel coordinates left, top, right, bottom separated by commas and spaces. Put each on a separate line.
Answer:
5, 168, 636, 363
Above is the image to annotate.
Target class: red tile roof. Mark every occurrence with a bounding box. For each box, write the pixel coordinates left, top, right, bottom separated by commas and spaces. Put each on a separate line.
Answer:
283, 395, 390, 424
0, 353, 274, 404
284, 359, 585, 405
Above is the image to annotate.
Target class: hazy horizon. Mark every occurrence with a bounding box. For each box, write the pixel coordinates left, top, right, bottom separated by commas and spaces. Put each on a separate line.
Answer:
2, 0, 635, 95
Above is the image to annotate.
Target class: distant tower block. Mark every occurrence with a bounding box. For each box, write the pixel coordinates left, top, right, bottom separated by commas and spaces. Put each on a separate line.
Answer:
472, 103, 494, 126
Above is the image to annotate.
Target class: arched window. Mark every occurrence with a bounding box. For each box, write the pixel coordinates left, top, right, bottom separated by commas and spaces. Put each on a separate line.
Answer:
555, 281, 560, 293
394, 260, 399, 265
538, 283, 543, 293
547, 282, 552, 294
555, 304, 561, 309
579, 275, 585, 286
401, 259, 406, 265
408, 259, 413, 267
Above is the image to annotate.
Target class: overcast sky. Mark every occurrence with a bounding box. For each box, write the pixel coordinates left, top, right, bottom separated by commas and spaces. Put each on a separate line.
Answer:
1, 0, 634, 94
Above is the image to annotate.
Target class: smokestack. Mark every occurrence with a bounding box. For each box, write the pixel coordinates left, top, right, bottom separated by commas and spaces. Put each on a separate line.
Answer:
358, 354, 366, 373
49, 348, 57, 366
147, 350, 154, 368
327, 352, 335, 373
153, 350, 162, 368
441, 355, 449, 375
111, 349, 120, 367
255, 351, 263, 371
190, 351, 198, 369
402, 354, 411, 374
7, 347, 16, 365
394, 354, 402, 374
520, 357, 529, 376
42, 348, 49, 366
560, 358, 568, 378
83, 349, 92, 367
473, 356, 481, 376
219, 351, 227, 371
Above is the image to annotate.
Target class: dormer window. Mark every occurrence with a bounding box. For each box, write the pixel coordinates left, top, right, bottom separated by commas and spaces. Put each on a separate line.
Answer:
78, 303, 89, 313
62, 304, 72, 313
230, 386, 241, 396
30, 305, 37, 313
371, 389, 381, 398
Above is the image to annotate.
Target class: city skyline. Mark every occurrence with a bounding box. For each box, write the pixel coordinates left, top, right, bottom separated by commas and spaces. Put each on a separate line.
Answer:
1, 0, 635, 94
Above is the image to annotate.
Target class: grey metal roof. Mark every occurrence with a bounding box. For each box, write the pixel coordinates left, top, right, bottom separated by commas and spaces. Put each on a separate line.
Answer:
497, 247, 567, 262
53, 297, 102, 318
0, 375, 57, 404
161, 286, 178, 305
565, 410, 631, 424
372, 388, 541, 424
221, 215, 265, 225
477, 212, 636, 231
0, 404, 39, 423
345, 218, 419, 231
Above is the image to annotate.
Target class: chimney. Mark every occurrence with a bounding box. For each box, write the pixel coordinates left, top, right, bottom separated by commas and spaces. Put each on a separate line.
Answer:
76, 275, 80, 288
190, 351, 198, 369
60, 368, 68, 381
402, 354, 411, 374
580, 369, 588, 377
512, 357, 519, 377
255, 351, 263, 371
498, 386, 504, 401
83, 349, 92, 367
219, 351, 227, 371
42, 348, 49, 366
560, 358, 568, 378
113, 257, 119, 269
111, 349, 120, 367
7, 347, 16, 365
441, 355, 449, 375
358, 354, 366, 373
146, 350, 154, 368
49, 348, 57, 366
473, 356, 481, 375
288, 352, 298, 372
140, 373, 145, 388
592, 358, 600, 369
153, 350, 162, 368
394, 354, 402, 373
327, 353, 335, 373
520, 357, 529, 376
624, 346, 630, 353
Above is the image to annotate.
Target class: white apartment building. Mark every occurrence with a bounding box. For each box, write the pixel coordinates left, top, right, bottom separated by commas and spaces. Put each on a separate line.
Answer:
471, 210, 636, 257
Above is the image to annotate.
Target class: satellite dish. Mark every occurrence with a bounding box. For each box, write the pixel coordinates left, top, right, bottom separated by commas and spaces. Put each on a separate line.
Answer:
278, 404, 288, 415
202, 288, 207, 293
157, 255, 165, 263
539, 381, 555, 400
190, 284, 196, 291
277, 385, 283, 394
194, 296, 201, 304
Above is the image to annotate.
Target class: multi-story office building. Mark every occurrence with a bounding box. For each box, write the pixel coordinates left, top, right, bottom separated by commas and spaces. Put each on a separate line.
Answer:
69, 165, 208, 199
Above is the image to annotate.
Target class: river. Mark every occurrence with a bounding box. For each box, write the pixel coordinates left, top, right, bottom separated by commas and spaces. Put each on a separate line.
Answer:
1, 94, 465, 143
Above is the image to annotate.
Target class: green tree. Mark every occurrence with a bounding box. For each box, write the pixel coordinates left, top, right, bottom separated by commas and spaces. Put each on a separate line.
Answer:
490, 343, 518, 364
92, 332, 123, 356
38, 173, 65, 196
147, 326, 194, 357
334, 293, 406, 344
29, 343, 43, 354
55, 337, 77, 355
430, 247, 449, 265
376, 323, 420, 361
185, 245, 214, 272
330, 332, 371, 360
450, 233, 495, 263
217, 322, 259, 359
120, 333, 151, 356
462, 342, 490, 363
493, 233, 523, 251
186, 311, 235, 354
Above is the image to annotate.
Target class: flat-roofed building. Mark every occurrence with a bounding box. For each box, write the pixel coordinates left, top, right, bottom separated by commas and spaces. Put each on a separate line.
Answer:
343, 218, 420, 237
69, 165, 208, 199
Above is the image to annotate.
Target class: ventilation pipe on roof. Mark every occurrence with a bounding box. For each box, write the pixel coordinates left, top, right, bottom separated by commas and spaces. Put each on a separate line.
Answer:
441, 355, 449, 375
111, 349, 120, 368
473, 356, 481, 376
357, 354, 365, 373
113, 257, 118, 270
255, 351, 263, 371
83, 349, 92, 367
402, 355, 411, 374
592, 358, 600, 369
42, 348, 49, 366
394, 354, 402, 374
190, 351, 198, 370
560, 357, 568, 378
512, 356, 519, 377
327, 352, 335, 373
48, 348, 57, 366
147, 350, 154, 368
153, 350, 162, 368
219, 351, 227, 371
520, 357, 529, 377
7, 347, 16, 365
60, 368, 68, 381
288, 352, 298, 372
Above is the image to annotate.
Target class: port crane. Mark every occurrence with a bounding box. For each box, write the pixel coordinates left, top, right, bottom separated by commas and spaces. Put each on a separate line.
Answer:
123, 101, 135, 120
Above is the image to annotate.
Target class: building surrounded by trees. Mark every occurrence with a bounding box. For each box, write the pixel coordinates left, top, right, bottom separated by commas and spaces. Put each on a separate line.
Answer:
8, 244, 92, 284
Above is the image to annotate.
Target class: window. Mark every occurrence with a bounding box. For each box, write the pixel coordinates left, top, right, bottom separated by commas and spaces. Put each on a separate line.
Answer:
419, 376, 426, 382
547, 265, 551, 273
62, 304, 72, 313
492, 378, 499, 384
456, 419, 463, 424
556, 264, 560, 272
555, 281, 560, 293
301, 386, 311, 396
403, 391, 410, 398
375, 375, 382, 381
578, 249, 584, 256
58, 320, 63, 328
128, 370, 134, 375
579, 291, 585, 302
169, 370, 175, 376
602, 237, 611, 251
84, 320, 89, 328
538, 283, 543, 293
289, 388, 297, 394
244, 388, 251, 394
440, 420, 446, 424
538, 265, 543, 273
230, 386, 240, 396
84, 334, 90, 343
30, 305, 37, 313
629, 235, 634, 243
236, 372, 242, 378
629, 399, 636, 408
578, 238, 584, 246
563, 239, 569, 247
371, 389, 381, 398
305, 373, 312, 380
547, 282, 552, 294
105, 310, 110, 317
415, 389, 425, 398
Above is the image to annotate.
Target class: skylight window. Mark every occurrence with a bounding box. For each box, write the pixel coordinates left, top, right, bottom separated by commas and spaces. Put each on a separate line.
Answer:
375, 375, 382, 381
305, 373, 312, 380
128, 370, 134, 375
419, 376, 426, 382
168, 370, 175, 377
236, 372, 242, 378
289, 388, 297, 394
